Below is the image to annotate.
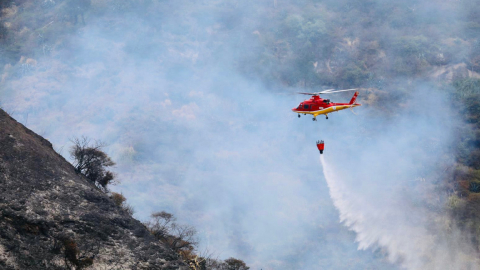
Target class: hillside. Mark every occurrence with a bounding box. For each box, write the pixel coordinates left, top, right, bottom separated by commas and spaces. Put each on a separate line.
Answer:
3, 0, 480, 269
0, 108, 187, 269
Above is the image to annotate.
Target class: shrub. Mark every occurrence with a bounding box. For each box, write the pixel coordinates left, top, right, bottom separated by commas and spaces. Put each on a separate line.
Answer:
145, 211, 198, 253
111, 192, 134, 215
70, 136, 116, 192
56, 237, 94, 270
223, 258, 250, 270
204, 257, 250, 270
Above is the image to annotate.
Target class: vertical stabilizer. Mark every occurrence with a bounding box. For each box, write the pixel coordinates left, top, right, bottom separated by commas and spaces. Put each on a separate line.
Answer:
349, 91, 359, 105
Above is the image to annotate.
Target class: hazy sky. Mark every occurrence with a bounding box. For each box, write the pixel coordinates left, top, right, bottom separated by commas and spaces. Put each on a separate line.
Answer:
0, 0, 476, 269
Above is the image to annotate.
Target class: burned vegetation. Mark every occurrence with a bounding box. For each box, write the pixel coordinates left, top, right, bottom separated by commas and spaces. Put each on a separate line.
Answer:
0, 108, 250, 269
0, 109, 188, 269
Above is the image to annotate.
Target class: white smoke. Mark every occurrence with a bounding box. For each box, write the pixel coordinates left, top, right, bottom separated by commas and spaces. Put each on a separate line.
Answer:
3, 1, 480, 268
321, 150, 479, 270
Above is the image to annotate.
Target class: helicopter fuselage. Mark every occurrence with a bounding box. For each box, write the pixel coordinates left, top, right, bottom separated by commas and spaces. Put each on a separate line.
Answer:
292, 92, 361, 120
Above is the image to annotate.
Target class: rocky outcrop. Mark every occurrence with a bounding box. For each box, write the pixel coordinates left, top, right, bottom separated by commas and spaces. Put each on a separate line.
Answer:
0, 109, 187, 269
429, 62, 480, 82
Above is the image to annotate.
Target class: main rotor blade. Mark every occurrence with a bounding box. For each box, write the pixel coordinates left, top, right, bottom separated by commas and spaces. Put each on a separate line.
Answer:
297, 89, 356, 95
320, 88, 357, 94
298, 89, 335, 95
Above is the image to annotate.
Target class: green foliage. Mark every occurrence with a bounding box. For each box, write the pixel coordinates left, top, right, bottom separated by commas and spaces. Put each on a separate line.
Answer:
453, 78, 480, 99
449, 76, 480, 244
270, 11, 333, 87
283, 14, 304, 36
339, 62, 370, 87
447, 194, 466, 211
283, 14, 327, 44
451, 78, 480, 169
390, 36, 432, 75
469, 180, 480, 193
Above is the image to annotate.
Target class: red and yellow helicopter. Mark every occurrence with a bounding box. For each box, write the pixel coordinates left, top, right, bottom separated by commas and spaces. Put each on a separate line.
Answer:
292, 89, 361, 121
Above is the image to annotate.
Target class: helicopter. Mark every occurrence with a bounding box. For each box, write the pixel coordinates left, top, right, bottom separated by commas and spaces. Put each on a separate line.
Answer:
292, 89, 361, 121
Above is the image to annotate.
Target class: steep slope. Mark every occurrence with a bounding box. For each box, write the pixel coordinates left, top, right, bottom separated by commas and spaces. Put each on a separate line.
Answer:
0, 108, 186, 269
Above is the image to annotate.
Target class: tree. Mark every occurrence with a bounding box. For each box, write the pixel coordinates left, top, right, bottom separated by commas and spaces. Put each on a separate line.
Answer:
390, 35, 431, 76
70, 136, 115, 192
0, 0, 12, 9
223, 258, 250, 270
280, 14, 329, 87
204, 257, 250, 270
145, 211, 198, 253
